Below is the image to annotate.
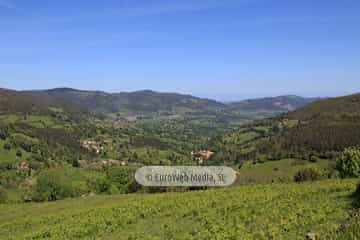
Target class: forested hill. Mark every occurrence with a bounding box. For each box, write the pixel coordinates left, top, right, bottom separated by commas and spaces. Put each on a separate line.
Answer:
286, 93, 360, 121
0, 88, 88, 121
228, 95, 319, 112
25, 88, 317, 115
0, 88, 57, 114
29, 88, 227, 114
270, 93, 360, 156
208, 92, 360, 165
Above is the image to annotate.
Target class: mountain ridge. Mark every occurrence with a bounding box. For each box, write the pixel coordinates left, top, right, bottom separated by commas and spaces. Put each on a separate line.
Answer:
20, 87, 318, 114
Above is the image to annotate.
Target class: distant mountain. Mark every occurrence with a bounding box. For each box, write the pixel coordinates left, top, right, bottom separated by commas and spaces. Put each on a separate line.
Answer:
25, 88, 317, 115
0, 88, 59, 114
29, 88, 227, 114
0, 88, 87, 121
228, 95, 320, 112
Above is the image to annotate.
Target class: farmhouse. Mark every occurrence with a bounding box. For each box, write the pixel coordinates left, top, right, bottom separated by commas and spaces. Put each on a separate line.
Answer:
191, 150, 214, 164
191, 150, 214, 159
101, 159, 127, 166
81, 140, 104, 154
18, 161, 30, 170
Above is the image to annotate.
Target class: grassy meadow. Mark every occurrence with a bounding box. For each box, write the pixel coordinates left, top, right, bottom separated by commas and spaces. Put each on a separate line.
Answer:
0, 179, 358, 240
236, 158, 332, 184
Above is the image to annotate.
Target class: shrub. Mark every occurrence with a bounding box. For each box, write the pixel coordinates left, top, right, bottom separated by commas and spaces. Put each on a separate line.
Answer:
106, 166, 131, 192
336, 147, 360, 178
105, 166, 139, 194
107, 184, 120, 195
10, 133, 40, 153
0, 161, 15, 171
28, 161, 43, 171
16, 150, 22, 158
353, 183, 360, 208
0, 127, 9, 140
3, 143, 11, 151
327, 168, 340, 179
294, 167, 321, 182
126, 180, 142, 193
72, 181, 90, 196
0, 187, 8, 204
87, 175, 111, 194
309, 155, 319, 163
32, 169, 73, 202
71, 158, 80, 168
0, 170, 20, 187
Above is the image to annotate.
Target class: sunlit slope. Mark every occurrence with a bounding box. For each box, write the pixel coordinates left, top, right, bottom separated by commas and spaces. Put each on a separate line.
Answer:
281, 93, 360, 152
0, 179, 358, 240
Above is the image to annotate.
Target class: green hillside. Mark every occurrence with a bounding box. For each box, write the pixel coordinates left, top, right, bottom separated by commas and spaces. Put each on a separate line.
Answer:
30, 88, 227, 114
275, 93, 360, 155
0, 179, 358, 240
236, 158, 331, 184
27, 88, 317, 117
209, 93, 360, 164
1, 88, 360, 240
286, 93, 360, 121
0, 89, 58, 115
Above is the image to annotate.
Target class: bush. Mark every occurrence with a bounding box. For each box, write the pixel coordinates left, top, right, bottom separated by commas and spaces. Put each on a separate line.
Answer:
28, 161, 43, 171
0, 170, 21, 187
71, 181, 90, 196
32, 169, 73, 202
327, 168, 340, 179
106, 166, 132, 193
309, 155, 319, 163
352, 183, 360, 208
336, 147, 360, 178
104, 166, 142, 194
126, 180, 142, 193
87, 175, 111, 194
10, 133, 38, 152
107, 184, 120, 195
16, 150, 22, 158
294, 167, 321, 182
0, 187, 8, 204
3, 143, 11, 151
0, 161, 15, 171
72, 158, 80, 168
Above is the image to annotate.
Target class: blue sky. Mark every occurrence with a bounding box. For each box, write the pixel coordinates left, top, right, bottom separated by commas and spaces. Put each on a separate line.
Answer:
0, 0, 359, 100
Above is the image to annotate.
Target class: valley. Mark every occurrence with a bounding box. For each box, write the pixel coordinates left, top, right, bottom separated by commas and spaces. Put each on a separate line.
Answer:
0, 88, 359, 239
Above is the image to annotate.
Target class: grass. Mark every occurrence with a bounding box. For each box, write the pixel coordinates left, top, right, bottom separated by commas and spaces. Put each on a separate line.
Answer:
0, 114, 67, 129
224, 131, 260, 145
237, 158, 331, 184
0, 139, 31, 164
0, 179, 358, 239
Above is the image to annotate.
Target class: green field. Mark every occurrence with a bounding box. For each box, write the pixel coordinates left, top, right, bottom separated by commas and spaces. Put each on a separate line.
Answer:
0, 179, 358, 240
0, 114, 68, 129
0, 139, 31, 164
237, 158, 331, 184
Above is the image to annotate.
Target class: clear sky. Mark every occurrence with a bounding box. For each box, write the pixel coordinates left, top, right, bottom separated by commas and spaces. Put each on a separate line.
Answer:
0, 0, 359, 100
